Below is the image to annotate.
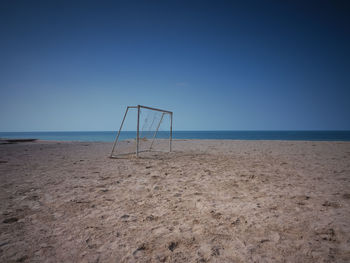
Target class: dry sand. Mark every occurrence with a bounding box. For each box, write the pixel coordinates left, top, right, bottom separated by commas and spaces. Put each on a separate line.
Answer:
0, 140, 350, 262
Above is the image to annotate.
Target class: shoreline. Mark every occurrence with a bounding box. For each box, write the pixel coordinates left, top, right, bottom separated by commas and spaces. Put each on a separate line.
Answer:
1, 130, 350, 143
2, 138, 350, 143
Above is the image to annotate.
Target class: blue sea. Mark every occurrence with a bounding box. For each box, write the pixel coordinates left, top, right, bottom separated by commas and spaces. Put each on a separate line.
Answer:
1, 131, 350, 142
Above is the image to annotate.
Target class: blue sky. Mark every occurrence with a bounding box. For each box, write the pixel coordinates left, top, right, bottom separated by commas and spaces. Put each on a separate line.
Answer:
1, 0, 349, 131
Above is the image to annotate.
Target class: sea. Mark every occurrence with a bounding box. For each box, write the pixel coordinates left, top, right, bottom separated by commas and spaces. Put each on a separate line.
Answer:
1, 131, 350, 142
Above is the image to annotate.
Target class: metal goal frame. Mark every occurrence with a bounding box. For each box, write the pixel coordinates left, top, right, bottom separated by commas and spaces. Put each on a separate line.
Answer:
110, 105, 173, 158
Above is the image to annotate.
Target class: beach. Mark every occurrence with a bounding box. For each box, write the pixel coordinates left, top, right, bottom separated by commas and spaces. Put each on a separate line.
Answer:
1, 140, 350, 262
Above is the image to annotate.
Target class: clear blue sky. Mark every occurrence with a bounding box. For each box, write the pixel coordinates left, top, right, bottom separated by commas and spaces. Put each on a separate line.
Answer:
1, 0, 349, 131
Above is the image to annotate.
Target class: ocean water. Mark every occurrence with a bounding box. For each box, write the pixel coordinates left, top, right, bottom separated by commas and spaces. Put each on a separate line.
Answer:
1, 131, 350, 142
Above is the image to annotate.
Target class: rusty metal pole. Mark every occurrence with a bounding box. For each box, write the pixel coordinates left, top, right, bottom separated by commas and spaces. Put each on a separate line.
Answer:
136, 105, 140, 157
110, 106, 129, 157
170, 112, 173, 152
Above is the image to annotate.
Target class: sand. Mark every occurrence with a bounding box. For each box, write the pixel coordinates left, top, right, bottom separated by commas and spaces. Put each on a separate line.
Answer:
0, 139, 350, 262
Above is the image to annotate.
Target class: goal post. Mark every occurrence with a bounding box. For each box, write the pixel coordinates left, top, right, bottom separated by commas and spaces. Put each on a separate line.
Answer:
110, 105, 173, 158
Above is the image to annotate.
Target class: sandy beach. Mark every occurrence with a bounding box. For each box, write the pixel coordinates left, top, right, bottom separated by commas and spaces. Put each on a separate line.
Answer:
0, 139, 350, 262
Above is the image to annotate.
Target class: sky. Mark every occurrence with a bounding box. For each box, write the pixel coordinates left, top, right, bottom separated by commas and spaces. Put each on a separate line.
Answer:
1, 0, 349, 131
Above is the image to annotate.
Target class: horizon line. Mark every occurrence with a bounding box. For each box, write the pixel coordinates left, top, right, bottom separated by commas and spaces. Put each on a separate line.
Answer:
1, 130, 350, 133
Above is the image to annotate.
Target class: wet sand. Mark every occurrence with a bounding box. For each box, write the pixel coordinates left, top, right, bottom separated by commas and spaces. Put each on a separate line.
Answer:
0, 140, 350, 262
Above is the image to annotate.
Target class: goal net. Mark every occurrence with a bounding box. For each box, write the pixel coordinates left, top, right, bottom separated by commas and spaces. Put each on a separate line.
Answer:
110, 105, 173, 157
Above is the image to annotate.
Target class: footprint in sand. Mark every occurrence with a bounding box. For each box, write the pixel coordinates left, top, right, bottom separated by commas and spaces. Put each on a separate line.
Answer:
3, 217, 18, 223
322, 201, 341, 208
168, 241, 178, 252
